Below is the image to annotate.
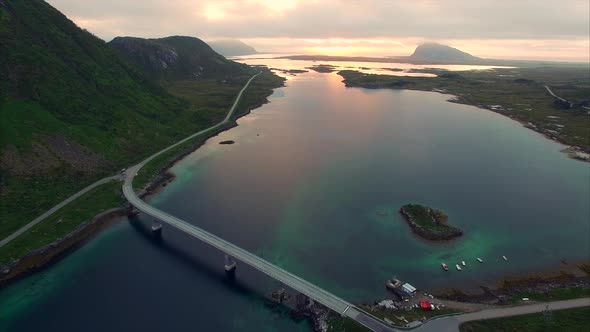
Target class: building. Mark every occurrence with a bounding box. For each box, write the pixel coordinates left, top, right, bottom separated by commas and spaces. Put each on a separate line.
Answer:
401, 283, 416, 296
419, 300, 432, 311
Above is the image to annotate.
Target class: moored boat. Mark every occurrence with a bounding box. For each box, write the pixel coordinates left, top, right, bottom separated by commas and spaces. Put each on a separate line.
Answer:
385, 277, 403, 290
441, 263, 449, 271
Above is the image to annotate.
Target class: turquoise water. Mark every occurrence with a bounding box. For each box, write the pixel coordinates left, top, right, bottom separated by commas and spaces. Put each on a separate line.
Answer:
1, 70, 588, 332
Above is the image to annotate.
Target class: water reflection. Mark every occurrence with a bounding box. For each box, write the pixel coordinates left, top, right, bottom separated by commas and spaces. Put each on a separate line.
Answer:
233, 53, 511, 77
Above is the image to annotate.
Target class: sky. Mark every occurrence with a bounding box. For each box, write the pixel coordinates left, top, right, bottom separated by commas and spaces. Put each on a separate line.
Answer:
47, 0, 590, 61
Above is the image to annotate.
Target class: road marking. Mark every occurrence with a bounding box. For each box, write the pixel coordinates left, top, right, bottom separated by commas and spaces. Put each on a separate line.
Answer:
342, 306, 350, 315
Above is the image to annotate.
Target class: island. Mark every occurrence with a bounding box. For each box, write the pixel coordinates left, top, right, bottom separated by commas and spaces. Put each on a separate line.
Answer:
271, 68, 309, 75
399, 204, 463, 241
306, 64, 338, 73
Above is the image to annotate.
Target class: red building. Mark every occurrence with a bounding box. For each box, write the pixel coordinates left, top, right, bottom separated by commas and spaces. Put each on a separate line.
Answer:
419, 300, 432, 311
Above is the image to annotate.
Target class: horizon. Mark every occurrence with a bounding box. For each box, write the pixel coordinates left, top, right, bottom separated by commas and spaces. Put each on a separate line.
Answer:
47, 0, 590, 62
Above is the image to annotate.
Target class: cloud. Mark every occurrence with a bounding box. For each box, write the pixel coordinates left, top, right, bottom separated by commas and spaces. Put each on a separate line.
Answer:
47, 0, 589, 60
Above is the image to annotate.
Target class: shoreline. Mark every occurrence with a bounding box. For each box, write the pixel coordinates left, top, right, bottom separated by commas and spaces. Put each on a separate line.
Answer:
433, 262, 590, 304
0, 75, 285, 288
338, 71, 590, 161
445, 97, 590, 162
0, 208, 128, 287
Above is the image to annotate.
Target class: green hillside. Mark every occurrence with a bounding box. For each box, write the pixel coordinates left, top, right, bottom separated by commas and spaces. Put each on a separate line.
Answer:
109, 36, 256, 81
0, 0, 278, 241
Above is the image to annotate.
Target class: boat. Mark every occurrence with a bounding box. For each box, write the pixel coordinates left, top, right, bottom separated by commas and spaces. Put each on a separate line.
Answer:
385, 277, 402, 290
502, 255, 508, 261
477, 258, 483, 263
455, 264, 462, 271
461, 261, 466, 266
441, 263, 449, 271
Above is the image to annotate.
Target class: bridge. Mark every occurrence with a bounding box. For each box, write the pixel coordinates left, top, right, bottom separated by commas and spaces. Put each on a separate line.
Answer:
122, 73, 397, 332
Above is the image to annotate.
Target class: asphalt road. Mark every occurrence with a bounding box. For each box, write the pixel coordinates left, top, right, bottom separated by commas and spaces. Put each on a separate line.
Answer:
0, 71, 261, 248
0, 175, 121, 248
414, 298, 590, 332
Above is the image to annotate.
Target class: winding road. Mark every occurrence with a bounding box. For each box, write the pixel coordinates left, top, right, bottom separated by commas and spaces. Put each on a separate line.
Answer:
414, 298, 590, 332
0, 175, 121, 248
0, 72, 261, 248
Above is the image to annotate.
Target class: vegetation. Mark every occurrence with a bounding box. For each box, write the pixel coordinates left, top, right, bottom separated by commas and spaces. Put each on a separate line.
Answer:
339, 66, 590, 151
327, 316, 369, 332
400, 204, 463, 240
460, 307, 590, 332
134, 70, 284, 191
0, 0, 284, 271
0, 180, 125, 266
327, 305, 460, 332
109, 36, 255, 81
306, 64, 338, 73
0, 0, 186, 238
509, 287, 590, 303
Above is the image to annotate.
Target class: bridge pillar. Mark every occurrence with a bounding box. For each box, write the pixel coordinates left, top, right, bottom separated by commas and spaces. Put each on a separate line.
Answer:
224, 254, 236, 278
151, 219, 162, 237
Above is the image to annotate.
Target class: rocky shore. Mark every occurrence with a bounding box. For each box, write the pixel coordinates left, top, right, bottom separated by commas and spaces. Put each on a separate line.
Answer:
0, 208, 128, 287
454, 101, 590, 162
435, 264, 590, 305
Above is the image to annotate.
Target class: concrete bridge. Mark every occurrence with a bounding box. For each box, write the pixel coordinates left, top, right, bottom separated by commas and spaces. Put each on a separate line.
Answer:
122, 73, 397, 332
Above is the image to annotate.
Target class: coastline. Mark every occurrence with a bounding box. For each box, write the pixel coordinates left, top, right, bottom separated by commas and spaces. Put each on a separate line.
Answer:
445, 97, 590, 162
0, 74, 285, 288
0, 208, 128, 287
338, 71, 590, 162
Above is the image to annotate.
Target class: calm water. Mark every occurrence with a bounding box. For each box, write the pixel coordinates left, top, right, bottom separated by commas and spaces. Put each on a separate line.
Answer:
1, 68, 588, 332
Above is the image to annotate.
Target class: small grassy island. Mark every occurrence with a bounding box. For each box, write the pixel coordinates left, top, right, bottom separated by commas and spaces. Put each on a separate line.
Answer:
306, 64, 338, 73
399, 204, 463, 241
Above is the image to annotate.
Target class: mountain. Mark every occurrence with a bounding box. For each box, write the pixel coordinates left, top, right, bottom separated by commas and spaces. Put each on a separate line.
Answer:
109, 36, 254, 80
409, 43, 480, 63
0, 0, 247, 233
207, 39, 258, 57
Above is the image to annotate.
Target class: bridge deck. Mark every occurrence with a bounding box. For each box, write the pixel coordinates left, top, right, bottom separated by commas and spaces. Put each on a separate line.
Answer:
121, 72, 396, 331
123, 185, 395, 332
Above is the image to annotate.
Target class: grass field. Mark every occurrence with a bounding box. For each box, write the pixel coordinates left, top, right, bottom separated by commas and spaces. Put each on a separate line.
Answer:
0, 180, 125, 266
510, 287, 590, 303
460, 306, 590, 332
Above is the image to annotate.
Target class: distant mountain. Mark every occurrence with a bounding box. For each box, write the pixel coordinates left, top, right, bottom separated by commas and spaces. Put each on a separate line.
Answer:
207, 40, 258, 57
409, 43, 480, 63
109, 36, 254, 80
